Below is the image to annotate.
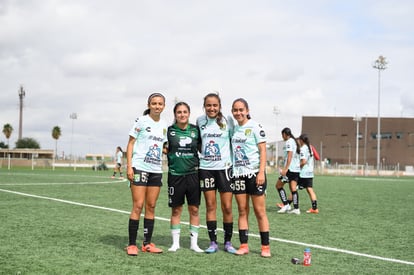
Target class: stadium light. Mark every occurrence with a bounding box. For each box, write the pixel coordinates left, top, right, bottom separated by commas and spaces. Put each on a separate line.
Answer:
372, 55, 387, 176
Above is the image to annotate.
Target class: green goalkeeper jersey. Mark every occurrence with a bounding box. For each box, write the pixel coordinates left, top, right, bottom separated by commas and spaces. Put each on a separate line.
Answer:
166, 123, 200, 176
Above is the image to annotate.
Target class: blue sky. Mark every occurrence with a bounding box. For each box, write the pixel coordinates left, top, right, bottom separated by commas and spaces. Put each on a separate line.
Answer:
1, 0, 413, 157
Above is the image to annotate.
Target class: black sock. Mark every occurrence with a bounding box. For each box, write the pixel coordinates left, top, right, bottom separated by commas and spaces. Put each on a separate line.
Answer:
239, 229, 249, 244
312, 200, 318, 210
143, 218, 154, 246
207, 221, 217, 243
128, 219, 139, 246
260, 231, 269, 246
223, 222, 233, 243
278, 188, 288, 204
292, 191, 299, 209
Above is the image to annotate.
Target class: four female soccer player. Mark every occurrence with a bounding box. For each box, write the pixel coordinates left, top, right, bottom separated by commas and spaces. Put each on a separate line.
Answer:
124, 92, 318, 258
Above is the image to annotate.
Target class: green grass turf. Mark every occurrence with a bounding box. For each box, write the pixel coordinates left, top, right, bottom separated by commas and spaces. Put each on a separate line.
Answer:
0, 168, 413, 274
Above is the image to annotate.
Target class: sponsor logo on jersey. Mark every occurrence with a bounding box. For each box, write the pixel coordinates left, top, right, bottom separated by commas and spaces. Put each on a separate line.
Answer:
206, 133, 223, 138
234, 146, 250, 167
179, 136, 192, 147
203, 140, 221, 161
144, 144, 162, 165
148, 135, 164, 142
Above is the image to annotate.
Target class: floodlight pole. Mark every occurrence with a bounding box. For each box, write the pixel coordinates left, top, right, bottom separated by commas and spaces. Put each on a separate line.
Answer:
70, 113, 78, 161
18, 85, 26, 140
372, 56, 387, 176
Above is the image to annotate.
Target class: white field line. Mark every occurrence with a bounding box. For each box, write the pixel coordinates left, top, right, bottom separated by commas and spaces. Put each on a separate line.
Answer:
0, 172, 117, 179
0, 188, 413, 266
0, 180, 125, 186
354, 177, 413, 182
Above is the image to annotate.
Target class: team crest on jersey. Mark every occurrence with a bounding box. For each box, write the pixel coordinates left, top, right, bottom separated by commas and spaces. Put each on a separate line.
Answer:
144, 144, 162, 165
245, 129, 252, 136
204, 140, 221, 161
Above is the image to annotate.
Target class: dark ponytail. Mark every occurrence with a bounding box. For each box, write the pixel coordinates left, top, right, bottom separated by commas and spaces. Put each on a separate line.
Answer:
299, 134, 312, 157
282, 127, 300, 154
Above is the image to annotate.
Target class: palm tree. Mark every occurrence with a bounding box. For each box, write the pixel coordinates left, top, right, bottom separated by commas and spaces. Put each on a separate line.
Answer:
2, 123, 13, 149
52, 126, 62, 158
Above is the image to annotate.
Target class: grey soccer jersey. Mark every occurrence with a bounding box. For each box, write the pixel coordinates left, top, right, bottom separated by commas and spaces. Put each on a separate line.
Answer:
128, 115, 167, 173
197, 115, 233, 170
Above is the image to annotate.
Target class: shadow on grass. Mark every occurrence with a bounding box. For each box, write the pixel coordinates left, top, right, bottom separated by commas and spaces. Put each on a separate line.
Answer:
98, 234, 210, 250
99, 229, 214, 254
99, 234, 126, 250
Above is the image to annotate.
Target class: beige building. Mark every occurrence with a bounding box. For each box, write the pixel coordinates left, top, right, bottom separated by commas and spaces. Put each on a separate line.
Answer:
301, 116, 414, 169
0, 148, 54, 168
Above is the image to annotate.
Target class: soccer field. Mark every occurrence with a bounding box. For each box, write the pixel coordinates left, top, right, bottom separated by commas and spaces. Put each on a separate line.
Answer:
0, 168, 413, 274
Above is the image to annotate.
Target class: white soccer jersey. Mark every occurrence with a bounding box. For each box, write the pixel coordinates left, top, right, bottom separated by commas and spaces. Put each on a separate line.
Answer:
128, 115, 167, 173
197, 115, 233, 170
283, 137, 301, 172
300, 145, 314, 178
231, 119, 266, 176
116, 151, 123, 164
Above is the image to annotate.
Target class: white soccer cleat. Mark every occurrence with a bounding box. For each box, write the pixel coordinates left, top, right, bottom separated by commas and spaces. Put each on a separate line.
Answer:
288, 208, 301, 215
190, 245, 204, 253
277, 204, 290, 213
168, 245, 180, 252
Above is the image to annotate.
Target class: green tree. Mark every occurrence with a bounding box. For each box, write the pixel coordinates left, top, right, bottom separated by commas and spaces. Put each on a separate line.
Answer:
0, 141, 7, 148
2, 123, 13, 148
52, 126, 62, 158
15, 137, 40, 149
